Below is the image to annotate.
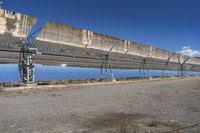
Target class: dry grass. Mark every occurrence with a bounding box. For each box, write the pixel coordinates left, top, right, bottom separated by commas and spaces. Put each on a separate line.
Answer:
148, 119, 183, 128
117, 119, 187, 133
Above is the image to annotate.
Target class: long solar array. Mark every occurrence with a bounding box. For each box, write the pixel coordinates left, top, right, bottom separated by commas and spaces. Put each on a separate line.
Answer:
0, 9, 200, 72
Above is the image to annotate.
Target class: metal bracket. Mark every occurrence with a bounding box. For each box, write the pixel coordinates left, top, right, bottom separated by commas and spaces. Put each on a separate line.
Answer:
100, 44, 116, 81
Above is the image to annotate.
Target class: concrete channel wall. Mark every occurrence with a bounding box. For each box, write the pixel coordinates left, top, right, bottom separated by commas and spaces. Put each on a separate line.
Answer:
0, 9, 200, 70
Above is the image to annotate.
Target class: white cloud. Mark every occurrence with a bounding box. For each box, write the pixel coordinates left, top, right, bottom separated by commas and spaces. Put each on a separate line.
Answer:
177, 46, 200, 57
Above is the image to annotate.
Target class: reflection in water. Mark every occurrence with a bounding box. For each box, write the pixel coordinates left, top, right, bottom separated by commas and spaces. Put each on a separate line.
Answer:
0, 64, 199, 82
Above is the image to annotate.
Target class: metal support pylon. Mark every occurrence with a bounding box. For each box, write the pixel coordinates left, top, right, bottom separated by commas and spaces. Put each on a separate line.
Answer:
139, 58, 149, 76
139, 47, 154, 79
18, 27, 43, 84
19, 45, 37, 84
178, 56, 190, 76
162, 56, 171, 76
100, 44, 116, 81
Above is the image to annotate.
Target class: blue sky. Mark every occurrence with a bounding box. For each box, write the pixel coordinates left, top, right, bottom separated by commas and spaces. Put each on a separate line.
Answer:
2, 0, 200, 54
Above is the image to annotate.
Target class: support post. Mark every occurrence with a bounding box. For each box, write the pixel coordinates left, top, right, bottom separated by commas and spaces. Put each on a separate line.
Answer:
162, 56, 171, 76
139, 58, 149, 76
100, 44, 116, 81
18, 27, 43, 85
19, 45, 37, 84
178, 56, 190, 76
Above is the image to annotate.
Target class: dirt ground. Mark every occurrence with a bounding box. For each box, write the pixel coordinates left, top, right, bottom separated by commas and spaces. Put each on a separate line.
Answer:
0, 77, 200, 133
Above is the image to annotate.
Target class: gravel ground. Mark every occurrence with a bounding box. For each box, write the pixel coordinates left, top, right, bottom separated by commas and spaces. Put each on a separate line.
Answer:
0, 77, 200, 133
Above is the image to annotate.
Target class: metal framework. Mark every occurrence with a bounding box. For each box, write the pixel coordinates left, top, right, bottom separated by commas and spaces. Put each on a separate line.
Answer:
178, 56, 190, 76
19, 46, 37, 84
18, 27, 42, 84
139, 58, 149, 76
100, 44, 116, 81
162, 56, 171, 76
139, 47, 155, 77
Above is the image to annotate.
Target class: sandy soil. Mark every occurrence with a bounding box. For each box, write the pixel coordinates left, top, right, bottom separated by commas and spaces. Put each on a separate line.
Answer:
0, 77, 200, 133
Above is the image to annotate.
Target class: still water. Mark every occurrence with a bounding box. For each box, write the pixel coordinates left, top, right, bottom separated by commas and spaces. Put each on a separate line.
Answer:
0, 64, 199, 82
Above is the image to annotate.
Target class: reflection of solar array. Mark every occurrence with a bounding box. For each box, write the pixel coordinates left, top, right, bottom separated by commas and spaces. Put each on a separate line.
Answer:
0, 9, 200, 72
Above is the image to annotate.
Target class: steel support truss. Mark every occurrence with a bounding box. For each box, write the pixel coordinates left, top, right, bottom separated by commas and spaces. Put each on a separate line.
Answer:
178, 56, 190, 76
100, 44, 116, 81
139, 58, 149, 76
162, 56, 172, 76
18, 27, 43, 84
19, 45, 37, 84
